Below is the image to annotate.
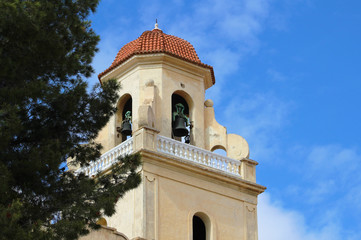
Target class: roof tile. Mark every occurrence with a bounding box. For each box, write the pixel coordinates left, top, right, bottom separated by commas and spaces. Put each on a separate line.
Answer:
98, 29, 215, 84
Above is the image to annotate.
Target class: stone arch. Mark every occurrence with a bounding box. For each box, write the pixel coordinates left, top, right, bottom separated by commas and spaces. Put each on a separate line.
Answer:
171, 90, 194, 143
115, 93, 132, 144
193, 212, 211, 240
210, 145, 226, 152
211, 145, 227, 157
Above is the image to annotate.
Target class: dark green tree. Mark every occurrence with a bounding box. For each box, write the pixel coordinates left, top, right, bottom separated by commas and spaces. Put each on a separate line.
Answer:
0, 1, 141, 239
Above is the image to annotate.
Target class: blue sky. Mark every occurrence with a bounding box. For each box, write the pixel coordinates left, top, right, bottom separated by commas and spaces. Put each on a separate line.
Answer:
88, 0, 361, 239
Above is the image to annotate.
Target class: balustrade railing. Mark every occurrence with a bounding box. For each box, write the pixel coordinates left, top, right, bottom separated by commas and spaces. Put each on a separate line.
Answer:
75, 134, 242, 178
156, 135, 242, 177
75, 138, 133, 176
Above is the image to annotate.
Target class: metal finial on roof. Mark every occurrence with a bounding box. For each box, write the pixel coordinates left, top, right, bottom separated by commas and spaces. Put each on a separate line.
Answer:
154, 19, 161, 30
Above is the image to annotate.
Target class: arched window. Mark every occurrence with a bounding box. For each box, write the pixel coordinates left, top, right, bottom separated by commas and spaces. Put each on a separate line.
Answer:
116, 94, 132, 144
193, 215, 206, 240
171, 92, 192, 143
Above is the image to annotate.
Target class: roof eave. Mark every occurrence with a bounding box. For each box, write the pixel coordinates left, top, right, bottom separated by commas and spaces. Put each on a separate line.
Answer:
98, 51, 215, 86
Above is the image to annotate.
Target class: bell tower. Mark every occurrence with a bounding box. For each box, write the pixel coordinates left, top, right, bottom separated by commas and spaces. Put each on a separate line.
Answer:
79, 24, 266, 240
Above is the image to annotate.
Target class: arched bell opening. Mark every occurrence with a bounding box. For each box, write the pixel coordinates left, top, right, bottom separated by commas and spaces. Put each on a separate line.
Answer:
192, 212, 211, 240
171, 91, 193, 144
211, 145, 227, 156
115, 94, 133, 145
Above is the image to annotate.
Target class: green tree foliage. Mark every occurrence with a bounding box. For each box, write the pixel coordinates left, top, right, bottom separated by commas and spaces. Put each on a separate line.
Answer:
0, 1, 141, 239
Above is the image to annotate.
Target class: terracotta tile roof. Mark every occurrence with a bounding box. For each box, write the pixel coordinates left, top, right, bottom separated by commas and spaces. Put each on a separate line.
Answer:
98, 29, 215, 84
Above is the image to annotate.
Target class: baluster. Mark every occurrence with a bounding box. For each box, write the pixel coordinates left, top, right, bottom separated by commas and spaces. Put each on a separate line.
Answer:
226, 160, 230, 173
198, 151, 202, 164
122, 145, 125, 155
158, 138, 162, 152
221, 159, 226, 171
188, 147, 192, 161
169, 141, 173, 154
174, 143, 178, 156
162, 139, 166, 153
164, 140, 168, 153
235, 164, 239, 175
125, 143, 128, 154
161, 139, 165, 152
124, 141, 127, 153
191, 149, 195, 161
206, 153, 210, 166
193, 150, 197, 162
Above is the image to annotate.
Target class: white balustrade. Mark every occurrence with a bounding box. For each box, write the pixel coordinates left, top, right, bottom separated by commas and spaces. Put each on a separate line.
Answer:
75, 134, 242, 178
75, 137, 133, 176
156, 135, 242, 177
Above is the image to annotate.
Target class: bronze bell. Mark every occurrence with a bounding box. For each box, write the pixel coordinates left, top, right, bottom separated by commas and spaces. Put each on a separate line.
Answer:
173, 116, 188, 137
121, 121, 132, 136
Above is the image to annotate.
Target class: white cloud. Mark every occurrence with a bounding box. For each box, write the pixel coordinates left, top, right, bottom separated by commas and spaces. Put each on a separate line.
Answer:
281, 145, 361, 238
306, 145, 360, 178
221, 92, 291, 161
290, 145, 361, 204
90, 0, 275, 101
258, 193, 343, 240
